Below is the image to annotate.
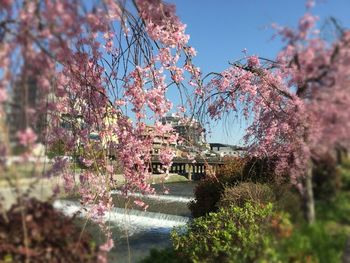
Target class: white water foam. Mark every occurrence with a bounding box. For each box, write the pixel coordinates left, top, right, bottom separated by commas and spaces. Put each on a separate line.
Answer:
110, 190, 194, 203
53, 200, 190, 235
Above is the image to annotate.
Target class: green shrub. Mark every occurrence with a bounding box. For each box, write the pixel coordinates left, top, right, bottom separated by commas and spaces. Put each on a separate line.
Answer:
242, 157, 280, 184
217, 157, 247, 179
313, 154, 342, 200
189, 156, 303, 219
272, 183, 303, 222
47, 139, 67, 159
274, 222, 347, 263
188, 177, 222, 218
341, 157, 350, 170
190, 179, 302, 220
339, 165, 350, 191
188, 174, 240, 218
188, 158, 251, 218
217, 182, 275, 208
316, 191, 350, 225
140, 248, 186, 263
172, 202, 292, 263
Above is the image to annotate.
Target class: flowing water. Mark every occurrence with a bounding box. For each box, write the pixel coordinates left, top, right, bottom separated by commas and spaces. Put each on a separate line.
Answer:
54, 181, 197, 263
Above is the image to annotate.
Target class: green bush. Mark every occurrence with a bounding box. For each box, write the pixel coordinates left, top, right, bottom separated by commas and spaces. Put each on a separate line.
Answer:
316, 191, 350, 225
219, 183, 303, 223
272, 183, 303, 222
189, 155, 305, 225
242, 156, 281, 184
188, 177, 223, 218
341, 157, 350, 170
339, 165, 350, 191
172, 203, 291, 263
274, 222, 347, 263
140, 248, 185, 263
190, 177, 302, 221
313, 154, 342, 200
217, 182, 275, 208
188, 158, 249, 218
188, 174, 240, 218
217, 157, 247, 179
47, 139, 67, 159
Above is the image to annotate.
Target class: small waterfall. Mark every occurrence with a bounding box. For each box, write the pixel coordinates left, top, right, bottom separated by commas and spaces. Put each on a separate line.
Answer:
110, 190, 194, 203
53, 200, 190, 235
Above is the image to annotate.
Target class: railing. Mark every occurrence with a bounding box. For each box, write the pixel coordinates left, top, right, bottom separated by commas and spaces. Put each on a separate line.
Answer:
150, 156, 224, 180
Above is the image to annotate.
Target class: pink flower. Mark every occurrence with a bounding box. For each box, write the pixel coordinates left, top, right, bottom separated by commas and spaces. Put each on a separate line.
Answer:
134, 199, 145, 207
17, 128, 37, 147
99, 237, 114, 252
79, 157, 93, 167
0, 88, 7, 103
63, 172, 75, 192
187, 47, 197, 57
306, 0, 315, 9
106, 165, 114, 173
0, 0, 12, 9
134, 199, 149, 210
247, 56, 260, 67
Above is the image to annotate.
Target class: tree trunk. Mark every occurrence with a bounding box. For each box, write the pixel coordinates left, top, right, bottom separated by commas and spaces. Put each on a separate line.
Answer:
303, 161, 316, 224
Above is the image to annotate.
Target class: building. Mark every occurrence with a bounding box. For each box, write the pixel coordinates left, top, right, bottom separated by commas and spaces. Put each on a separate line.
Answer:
209, 143, 246, 157
58, 99, 120, 158
8, 73, 47, 145
143, 125, 177, 157
161, 115, 207, 147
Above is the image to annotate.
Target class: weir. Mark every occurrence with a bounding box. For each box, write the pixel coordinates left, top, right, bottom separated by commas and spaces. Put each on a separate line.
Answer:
53, 182, 197, 262
110, 190, 194, 203
53, 199, 190, 233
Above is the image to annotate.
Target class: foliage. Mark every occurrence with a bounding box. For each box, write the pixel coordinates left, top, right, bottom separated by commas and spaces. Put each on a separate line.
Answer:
139, 248, 185, 263
189, 157, 276, 218
189, 156, 302, 218
274, 222, 347, 263
0, 198, 98, 263
172, 202, 292, 263
188, 157, 246, 217
272, 166, 350, 263
339, 158, 350, 191
316, 191, 350, 225
272, 183, 303, 222
216, 156, 278, 184
147, 162, 350, 263
342, 157, 350, 170
188, 177, 222, 218
217, 182, 303, 222
217, 182, 275, 208
242, 157, 281, 184
47, 139, 67, 159
217, 157, 247, 179
312, 154, 342, 200
188, 173, 239, 218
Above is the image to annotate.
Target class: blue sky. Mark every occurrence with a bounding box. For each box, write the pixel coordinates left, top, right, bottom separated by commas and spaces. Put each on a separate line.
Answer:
166, 0, 350, 145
